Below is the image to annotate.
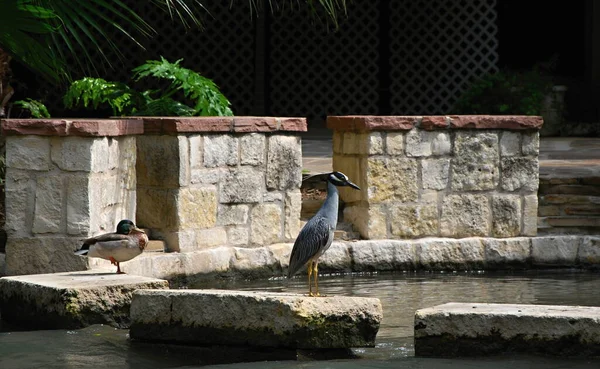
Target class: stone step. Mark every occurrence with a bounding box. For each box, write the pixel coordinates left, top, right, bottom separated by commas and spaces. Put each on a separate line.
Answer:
563, 204, 600, 215
539, 216, 600, 228
539, 184, 600, 196
539, 194, 600, 205
539, 177, 600, 186
414, 302, 600, 357
0, 270, 169, 330
130, 289, 382, 349
146, 240, 166, 252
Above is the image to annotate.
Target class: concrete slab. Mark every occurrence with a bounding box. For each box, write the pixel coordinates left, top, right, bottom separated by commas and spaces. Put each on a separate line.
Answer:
414, 302, 600, 357
0, 269, 169, 330
130, 289, 382, 349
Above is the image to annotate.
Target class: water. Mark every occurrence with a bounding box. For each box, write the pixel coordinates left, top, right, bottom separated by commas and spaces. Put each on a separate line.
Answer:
1, 270, 600, 368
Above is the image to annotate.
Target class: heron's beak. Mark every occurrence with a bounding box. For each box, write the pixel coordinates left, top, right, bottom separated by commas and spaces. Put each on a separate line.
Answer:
348, 180, 360, 190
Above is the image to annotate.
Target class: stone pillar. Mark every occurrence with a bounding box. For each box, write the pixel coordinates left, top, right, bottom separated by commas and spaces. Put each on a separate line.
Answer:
136, 117, 305, 252
328, 115, 542, 240
1, 119, 142, 275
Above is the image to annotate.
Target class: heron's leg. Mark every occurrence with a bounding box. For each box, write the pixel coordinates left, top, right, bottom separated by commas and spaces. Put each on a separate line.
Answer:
313, 262, 320, 297
307, 261, 313, 296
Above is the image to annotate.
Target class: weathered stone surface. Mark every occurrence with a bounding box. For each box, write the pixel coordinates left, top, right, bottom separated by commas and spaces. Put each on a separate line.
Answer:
389, 204, 438, 238
4, 170, 34, 237
500, 157, 539, 192
240, 133, 266, 166
266, 135, 302, 190
416, 238, 485, 269
130, 289, 382, 349
141, 117, 233, 134
578, 237, 600, 266
6, 136, 51, 171
342, 132, 362, 154
431, 132, 451, 155
523, 195, 538, 236
367, 157, 418, 203
5, 238, 86, 275
284, 191, 302, 239
190, 168, 227, 185
327, 116, 416, 132
405, 129, 433, 157
440, 195, 490, 237
233, 117, 277, 132
499, 131, 520, 156
420, 116, 449, 130
451, 132, 499, 191
188, 135, 203, 168
136, 188, 177, 230
32, 176, 64, 234
522, 131, 540, 156
538, 205, 560, 216
263, 191, 283, 202
178, 187, 217, 229
491, 195, 522, 237
351, 240, 415, 271
531, 236, 580, 266
0, 270, 168, 329
136, 136, 180, 187
218, 204, 249, 226
51, 137, 93, 171
227, 227, 249, 245
204, 135, 238, 167
317, 242, 352, 271
250, 203, 282, 245
219, 168, 264, 203
344, 205, 388, 239
367, 132, 384, 155
422, 158, 450, 190
483, 238, 530, 267
332, 131, 343, 154
386, 132, 404, 155
230, 247, 280, 276
194, 227, 228, 251
448, 115, 544, 130
277, 117, 307, 131
414, 303, 600, 357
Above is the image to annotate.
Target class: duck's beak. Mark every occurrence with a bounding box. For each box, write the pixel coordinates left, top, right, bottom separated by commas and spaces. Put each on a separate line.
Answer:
347, 180, 360, 190
132, 226, 146, 233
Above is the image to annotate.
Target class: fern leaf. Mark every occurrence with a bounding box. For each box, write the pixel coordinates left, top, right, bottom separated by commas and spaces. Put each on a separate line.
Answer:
13, 98, 51, 118
63, 77, 139, 116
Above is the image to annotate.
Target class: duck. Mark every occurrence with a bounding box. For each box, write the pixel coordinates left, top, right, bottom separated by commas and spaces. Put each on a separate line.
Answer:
74, 219, 148, 274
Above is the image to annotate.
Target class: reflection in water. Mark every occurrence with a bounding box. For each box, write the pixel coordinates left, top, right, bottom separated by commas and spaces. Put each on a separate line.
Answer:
0, 271, 599, 369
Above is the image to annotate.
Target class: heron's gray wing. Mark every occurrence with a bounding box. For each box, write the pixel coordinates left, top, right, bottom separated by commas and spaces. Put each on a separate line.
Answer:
287, 216, 332, 278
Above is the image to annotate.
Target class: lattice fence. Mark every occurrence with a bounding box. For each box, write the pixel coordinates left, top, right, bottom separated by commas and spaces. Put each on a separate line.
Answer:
389, 0, 499, 114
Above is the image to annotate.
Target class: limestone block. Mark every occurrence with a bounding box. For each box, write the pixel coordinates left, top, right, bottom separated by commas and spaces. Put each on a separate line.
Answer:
367, 157, 418, 203
266, 135, 302, 190
130, 289, 382, 349
390, 204, 438, 238
240, 133, 266, 166
263, 192, 283, 202
440, 194, 490, 237
6, 136, 51, 171
483, 238, 531, 267
267, 243, 293, 269
250, 203, 283, 245
416, 238, 485, 269
218, 204, 249, 226
189, 135, 203, 169
4, 170, 35, 237
421, 190, 438, 204
318, 242, 352, 271
107, 138, 120, 170
161, 230, 196, 253
227, 227, 250, 245
499, 131, 520, 157
500, 157, 539, 192
91, 138, 111, 172
66, 175, 91, 235
531, 236, 580, 266
194, 227, 228, 250
522, 131, 540, 156
177, 136, 190, 186
0, 270, 168, 329
136, 135, 180, 188
190, 168, 227, 185
333, 156, 366, 203
5, 237, 87, 275
386, 132, 404, 155
333, 131, 343, 154
50, 137, 92, 171
342, 132, 362, 154
32, 176, 64, 234
284, 191, 302, 239
136, 188, 177, 230
351, 240, 415, 271
118, 137, 137, 190
344, 205, 388, 239
578, 237, 600, 266
219, 167, 264, 203
230, 247, 280, 276
204, 134, 238, 167
422, 158, 450, 190
523, 194, 538, 236
405, 129, 433, 157
431, 132, 451, 155
414, 303, 600, 357
178, 187, 217, 229
491, 195, 522, 237
451, 132, 499, 191
180, 247, 234, 276
366, 132, 384, 155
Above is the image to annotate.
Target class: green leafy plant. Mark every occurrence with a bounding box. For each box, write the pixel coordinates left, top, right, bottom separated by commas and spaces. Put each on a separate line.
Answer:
452, 68, 554, 116
64, 57, 233, 116
13, 98, 51, 118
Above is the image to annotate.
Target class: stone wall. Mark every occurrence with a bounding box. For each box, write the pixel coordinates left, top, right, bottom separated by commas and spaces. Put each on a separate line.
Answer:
1, 119, 142, 274
136, 117, 305, 252
329, 116, 543, 239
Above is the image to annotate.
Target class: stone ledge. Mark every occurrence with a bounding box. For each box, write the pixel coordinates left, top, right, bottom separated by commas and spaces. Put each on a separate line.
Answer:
139, 116, 307, 134
1, 118, 144, 136
130, 289, 382, 349
327, 115, 543, 132
414, 302, 600, 357
0, 269, 169, 329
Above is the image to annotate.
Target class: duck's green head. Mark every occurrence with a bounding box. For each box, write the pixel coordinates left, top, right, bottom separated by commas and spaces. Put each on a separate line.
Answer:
116, 219, 136, 235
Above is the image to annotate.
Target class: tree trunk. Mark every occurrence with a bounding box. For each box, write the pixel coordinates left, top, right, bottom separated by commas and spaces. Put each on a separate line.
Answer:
0, 48, 14, 118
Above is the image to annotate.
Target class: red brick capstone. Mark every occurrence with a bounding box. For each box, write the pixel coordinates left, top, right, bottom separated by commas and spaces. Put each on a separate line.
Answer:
1, 119, 143, 136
